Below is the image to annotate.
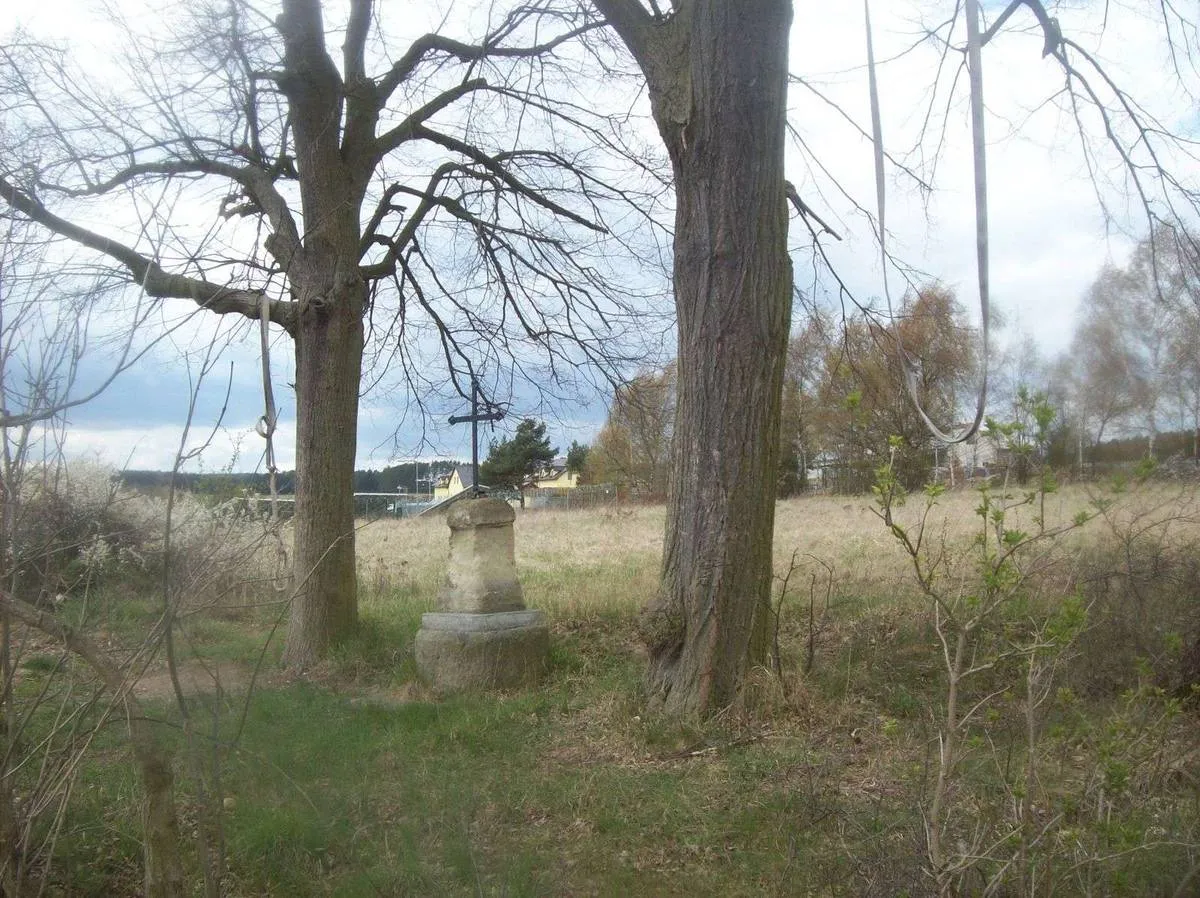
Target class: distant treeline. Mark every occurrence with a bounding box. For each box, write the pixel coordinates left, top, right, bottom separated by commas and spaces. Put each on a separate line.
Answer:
1083, 429, 1197, 465
121, 460, 465, 498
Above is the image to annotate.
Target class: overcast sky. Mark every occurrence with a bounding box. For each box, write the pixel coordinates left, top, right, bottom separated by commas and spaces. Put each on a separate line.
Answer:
6, 0, 1194, 472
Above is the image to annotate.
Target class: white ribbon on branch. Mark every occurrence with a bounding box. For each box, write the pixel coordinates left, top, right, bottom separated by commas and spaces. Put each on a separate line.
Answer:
864, 0, 990, 445
255, 294, 280, 521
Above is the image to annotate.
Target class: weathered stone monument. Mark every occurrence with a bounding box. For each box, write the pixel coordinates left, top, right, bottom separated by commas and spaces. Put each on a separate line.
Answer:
414, 496, 549, 692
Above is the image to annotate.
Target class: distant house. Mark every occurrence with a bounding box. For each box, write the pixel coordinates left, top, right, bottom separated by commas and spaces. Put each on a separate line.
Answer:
432, 458, 577, 503
943, 428, 1007, 480
433, 465, 480, 500
529, 456, 580, 491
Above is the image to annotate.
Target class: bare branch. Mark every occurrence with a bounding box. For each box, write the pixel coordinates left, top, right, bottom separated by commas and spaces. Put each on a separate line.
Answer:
343, 0, 372, 84
374, 79, 489, 157
979, 0, 1063, 57
409, 124, 606, 232
591, 0, 656, 64
377, 20, 603, 102
37, 158, 302, 270
0, 177, 297, 333
785, 181, 842, 241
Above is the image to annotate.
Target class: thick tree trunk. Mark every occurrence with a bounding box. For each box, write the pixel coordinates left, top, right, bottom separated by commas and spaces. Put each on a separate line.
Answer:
283, 286, 363, 667
276, 0, 367, 668
641, 0, 794, 716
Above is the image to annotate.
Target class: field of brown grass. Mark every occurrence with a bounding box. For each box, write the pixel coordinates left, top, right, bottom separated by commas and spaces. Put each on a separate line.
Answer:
355, 481, 1186, 621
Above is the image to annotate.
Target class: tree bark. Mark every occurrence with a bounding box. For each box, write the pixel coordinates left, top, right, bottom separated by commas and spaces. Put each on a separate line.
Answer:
133, 718, 186, 898
276, 0, 367, 666
599, 0, 794, 716
283, 287, 363, 665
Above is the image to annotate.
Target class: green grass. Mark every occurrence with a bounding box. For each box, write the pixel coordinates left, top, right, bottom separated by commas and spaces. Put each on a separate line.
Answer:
13, 494, 1200, 896
33, 616, 1200, 896
36, 608, 937, 896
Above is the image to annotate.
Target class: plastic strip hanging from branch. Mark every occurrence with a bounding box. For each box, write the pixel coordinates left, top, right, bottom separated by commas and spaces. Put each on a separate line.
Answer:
254, 295, 289, 589
254, 294, 280, 522
864, 0, 990, 445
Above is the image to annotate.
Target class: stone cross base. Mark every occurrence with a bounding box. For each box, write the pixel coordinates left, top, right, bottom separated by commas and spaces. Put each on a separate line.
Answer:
414, 497, 549, 693
414, 610, 549, 692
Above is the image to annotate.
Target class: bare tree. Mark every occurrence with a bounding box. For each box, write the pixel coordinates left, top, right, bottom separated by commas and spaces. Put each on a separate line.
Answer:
586, 363, 675, 497
583, 0, 1200, 716
0, 0, 661, 666
0, 222, 189, 896
778, 308, 833, 496
1068, 234, 1193, 458
1169, 306, 1200, 459
810, 287, 980, 490
1144, 230, 1200, 456
1117, 240, 1178, 453
1070, 303, 1137, 454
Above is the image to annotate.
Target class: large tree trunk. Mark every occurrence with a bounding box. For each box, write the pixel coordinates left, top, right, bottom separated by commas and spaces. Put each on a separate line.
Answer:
276, 0, 366, 667
638, 0, 794, 716
282, 282, 364, 667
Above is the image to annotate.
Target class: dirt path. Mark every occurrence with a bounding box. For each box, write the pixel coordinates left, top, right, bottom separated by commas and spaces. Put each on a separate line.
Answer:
133, 660, 258, 702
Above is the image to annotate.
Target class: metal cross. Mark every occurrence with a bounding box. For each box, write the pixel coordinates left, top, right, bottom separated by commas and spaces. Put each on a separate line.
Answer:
448, 376, 505, 496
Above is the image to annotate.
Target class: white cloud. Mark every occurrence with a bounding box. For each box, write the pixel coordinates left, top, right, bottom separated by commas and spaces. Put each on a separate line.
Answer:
64, 420, 295, 473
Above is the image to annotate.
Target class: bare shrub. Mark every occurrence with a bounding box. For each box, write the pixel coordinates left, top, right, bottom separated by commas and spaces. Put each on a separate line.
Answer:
8, 460, 127, 604
1071, 485, 1200, 697
875, 398, 1200, 896
0, 456, 283, 895
9, 460, 276, 614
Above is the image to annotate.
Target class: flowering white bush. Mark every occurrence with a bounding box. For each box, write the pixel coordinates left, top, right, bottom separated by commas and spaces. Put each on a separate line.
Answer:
8, 461, 276, 605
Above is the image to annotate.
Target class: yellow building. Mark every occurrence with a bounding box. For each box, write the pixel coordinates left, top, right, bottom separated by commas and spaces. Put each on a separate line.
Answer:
530, 459, 580, 490
432, 459, 578, 501
433, 465, 477, 500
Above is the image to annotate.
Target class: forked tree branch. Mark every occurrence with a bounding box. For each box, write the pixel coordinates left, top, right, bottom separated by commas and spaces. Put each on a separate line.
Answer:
979, 0, 1063, 56
591, 0, 689, 84
37, 158, 302, 269
373, 79, 489, 157
410, 125, 605, 232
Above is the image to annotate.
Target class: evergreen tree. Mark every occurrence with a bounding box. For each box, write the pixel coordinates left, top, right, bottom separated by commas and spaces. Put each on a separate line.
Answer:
566, 441, 590, 476
480, 419, 557, 495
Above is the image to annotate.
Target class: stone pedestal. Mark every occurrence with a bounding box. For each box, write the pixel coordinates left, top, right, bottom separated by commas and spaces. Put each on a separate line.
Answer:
414, 497, 549, 692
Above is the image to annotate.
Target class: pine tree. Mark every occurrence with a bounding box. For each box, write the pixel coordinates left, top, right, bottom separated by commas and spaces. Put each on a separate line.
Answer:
566, 441, 590, 476
480, 419, 557, 496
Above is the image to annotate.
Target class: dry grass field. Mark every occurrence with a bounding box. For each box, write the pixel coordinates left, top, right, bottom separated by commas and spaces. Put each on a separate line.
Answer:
354, 482, 1134, 623
23, 480, 1200, 895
